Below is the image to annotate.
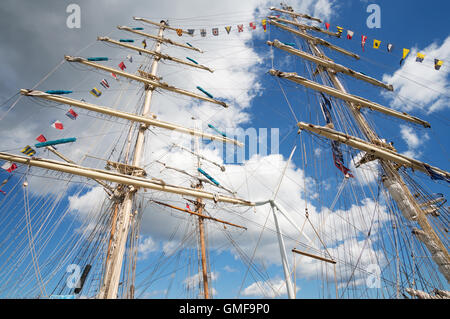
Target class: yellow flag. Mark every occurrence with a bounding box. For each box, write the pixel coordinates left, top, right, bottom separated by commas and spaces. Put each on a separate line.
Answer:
373, 39, 381, 49
400, 48, 410, 65
402, 48, 410, 59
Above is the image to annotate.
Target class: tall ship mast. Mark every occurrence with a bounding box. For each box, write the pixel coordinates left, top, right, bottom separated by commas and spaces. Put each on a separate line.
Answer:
0, 4, 448, 300
265, 4, 449, 298
0, 17, 253, 299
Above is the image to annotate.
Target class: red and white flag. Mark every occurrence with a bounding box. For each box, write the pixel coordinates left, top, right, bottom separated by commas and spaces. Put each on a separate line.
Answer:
347, 30, 354, 40
51, 120, 64, 130
249, 22, 256, 30
361, 35, 368, 51
1, 161, 17, 173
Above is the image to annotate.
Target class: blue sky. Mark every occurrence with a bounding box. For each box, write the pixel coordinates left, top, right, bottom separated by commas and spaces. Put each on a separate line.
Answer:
0, 0, 448, 299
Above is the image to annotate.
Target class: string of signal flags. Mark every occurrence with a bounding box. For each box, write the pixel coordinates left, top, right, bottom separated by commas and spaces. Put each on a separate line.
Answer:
160, 15, 444, 71
323, 22, 444, 70
2, 14, 446, 193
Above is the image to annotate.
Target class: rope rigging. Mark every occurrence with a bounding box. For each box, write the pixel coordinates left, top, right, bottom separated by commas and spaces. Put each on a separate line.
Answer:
0, 5, 448, 300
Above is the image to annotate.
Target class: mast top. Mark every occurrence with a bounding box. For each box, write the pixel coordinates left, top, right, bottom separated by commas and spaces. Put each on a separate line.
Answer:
269, 6, 322, 23
133, 17, 193, 36
268, 15, 340, 38
117, 25, 203, 52
268, 19, 360, 60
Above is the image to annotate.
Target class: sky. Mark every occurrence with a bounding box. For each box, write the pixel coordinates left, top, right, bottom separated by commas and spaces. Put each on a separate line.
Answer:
0, 0, 449, 299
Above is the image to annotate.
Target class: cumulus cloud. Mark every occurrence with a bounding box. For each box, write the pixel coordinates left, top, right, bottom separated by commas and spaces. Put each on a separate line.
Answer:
223, 265, 237, 273
67, 149, 390, 295
4, 0, 396, 298
242, 277, 299, 298
349, 152, 379, 186
68, 186, 106, 214
138, 236, 159, 260
399, 124, 429, 158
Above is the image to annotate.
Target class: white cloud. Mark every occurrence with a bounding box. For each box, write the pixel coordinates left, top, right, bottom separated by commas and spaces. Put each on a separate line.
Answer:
312, 0, 335, 19
242, 277, 299, 298
162, 240, 179, 255
382, 36, 450, 114
399, 124, 429, 158
349, 152, 379, 186
68, 186, 106, 217
67, 147, 390, 293
223, 265, 237, 273
400, 125, 421, 149
138, 235, 159, 260
7, 0, 391, 298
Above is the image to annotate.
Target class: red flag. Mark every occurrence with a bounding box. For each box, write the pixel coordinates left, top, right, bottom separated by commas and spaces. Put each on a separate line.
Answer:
332, 153, 354, 178
118, 61, 126, 70
9, 163, 17, 172
36, 134, 47, 143
325, 23, 330, 30
1, 162, 17, 173
186, 203, 191, 211
111, 72, 118, 80
249, 22, 256, 30
361, 35, 367, 51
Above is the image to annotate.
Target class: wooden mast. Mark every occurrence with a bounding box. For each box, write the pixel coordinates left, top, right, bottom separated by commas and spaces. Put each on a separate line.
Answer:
270, 5, 449, 283
194, 120, 210, 299
197, 196, 209, 299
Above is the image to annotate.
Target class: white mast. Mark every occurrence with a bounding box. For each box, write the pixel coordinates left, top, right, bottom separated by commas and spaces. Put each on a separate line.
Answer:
13, 17, 253, 298
99, 21, 166, 299
266, 146, 297, 299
